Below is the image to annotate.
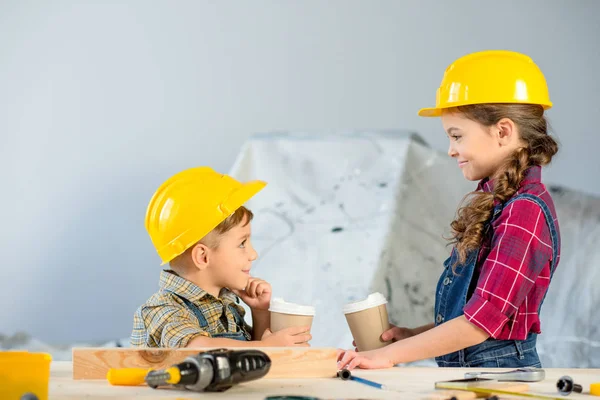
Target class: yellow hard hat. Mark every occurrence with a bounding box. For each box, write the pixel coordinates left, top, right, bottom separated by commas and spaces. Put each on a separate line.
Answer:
145, 167, 266, 264
418, 50, 552, 117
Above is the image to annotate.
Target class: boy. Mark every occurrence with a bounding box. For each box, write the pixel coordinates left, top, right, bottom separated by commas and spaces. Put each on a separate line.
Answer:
131, 167, 311, 348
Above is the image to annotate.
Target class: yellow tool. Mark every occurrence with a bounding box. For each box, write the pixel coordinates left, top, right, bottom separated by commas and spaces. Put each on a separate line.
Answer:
591, 382, 600, 396
107, 366, 183, 386
107, 349, 271, 392
106, 368, 151, 386
0, 351, 52, 400
435, 381, 566, 400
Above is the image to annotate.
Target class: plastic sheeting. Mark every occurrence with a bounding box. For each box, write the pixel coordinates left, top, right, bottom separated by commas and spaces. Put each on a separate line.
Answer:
229, 131, 600, 368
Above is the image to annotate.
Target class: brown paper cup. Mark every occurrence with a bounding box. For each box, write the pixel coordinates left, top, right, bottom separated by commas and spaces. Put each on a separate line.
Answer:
343, 293, 391, 351
269, 298, 315, 339
270, 312, 314, 333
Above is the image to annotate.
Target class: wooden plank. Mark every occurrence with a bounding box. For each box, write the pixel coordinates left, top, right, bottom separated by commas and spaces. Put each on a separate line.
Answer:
72, 347, 338, 380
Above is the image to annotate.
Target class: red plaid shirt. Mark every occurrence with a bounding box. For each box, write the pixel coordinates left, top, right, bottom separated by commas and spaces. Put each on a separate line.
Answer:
463, 166, 561, 340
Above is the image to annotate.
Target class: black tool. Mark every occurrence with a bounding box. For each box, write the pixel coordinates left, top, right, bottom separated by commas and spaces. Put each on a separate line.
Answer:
337, 369, 386, 390
557, 376, 583, 396
337, 369, 352, 380
144, 348, 271, 392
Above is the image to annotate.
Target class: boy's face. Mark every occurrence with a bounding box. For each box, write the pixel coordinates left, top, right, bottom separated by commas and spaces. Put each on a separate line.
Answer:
208, 217, 258, 291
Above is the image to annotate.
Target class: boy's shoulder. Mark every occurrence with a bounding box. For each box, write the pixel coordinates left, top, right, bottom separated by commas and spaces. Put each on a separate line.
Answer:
139, 288, 187, 308
134, 289, 190, 323
137, 285, 244, 316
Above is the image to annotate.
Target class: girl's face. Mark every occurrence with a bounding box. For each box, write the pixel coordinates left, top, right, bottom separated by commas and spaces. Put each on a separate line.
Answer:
441, 111, 522, 181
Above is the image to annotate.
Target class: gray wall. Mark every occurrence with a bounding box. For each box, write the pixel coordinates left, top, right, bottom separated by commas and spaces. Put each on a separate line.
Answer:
1, 1, 598, 344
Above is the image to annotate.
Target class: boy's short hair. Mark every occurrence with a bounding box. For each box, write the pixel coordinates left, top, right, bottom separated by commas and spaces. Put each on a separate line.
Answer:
169, 206, 254, 271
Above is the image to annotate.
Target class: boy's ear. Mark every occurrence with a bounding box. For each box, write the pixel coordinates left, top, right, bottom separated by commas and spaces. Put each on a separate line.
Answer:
190, 243, 210, 271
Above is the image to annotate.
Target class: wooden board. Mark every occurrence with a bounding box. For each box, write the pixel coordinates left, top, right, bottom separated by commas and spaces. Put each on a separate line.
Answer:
72, 347, 338, 380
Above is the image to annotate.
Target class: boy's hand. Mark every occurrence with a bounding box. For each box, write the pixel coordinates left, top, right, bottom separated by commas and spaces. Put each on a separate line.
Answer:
260, 326, 312, 347
232, 277, 272, 311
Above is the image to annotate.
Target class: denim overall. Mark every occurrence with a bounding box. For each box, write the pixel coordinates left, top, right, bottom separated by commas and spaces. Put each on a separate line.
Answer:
434, 193, 559, 368
170, 292, 250, 341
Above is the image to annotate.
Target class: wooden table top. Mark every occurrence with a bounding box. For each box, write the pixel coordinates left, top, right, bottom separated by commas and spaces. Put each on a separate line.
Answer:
50, 361, 600, 399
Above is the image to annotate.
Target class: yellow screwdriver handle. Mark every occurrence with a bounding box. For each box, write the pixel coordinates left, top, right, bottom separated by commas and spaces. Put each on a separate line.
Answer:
106, 367, 151, 386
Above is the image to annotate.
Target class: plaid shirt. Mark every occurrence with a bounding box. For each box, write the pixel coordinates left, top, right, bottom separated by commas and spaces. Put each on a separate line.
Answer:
131, 270, 252, 347
463, 166, 561, 340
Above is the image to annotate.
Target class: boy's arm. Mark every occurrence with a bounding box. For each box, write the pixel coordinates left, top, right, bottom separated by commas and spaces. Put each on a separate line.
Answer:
231, 277, 272, 340
186, 325, 312, 348
251, 309, 270, 340
186, 335, 262, 348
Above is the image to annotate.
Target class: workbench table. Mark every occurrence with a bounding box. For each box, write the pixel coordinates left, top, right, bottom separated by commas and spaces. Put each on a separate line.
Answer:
50, 362, 600, 399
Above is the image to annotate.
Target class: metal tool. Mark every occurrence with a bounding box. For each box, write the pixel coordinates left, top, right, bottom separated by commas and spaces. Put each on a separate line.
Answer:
556, 376, 583, 396
464, 367, 545, 382
108, 348, 271, 392
435, 381, 566, 400
146, 348, 271, 392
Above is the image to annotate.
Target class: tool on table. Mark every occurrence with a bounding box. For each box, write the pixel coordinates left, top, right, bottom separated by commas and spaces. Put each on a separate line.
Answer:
464, 367, 545, 382
107, 348, 271, 392
107, 367, 151, 386
435, 378, 566, 400
337, 369, 387, 390
556, 376, 583, 396
591, 383, 600, 397
426, 379, 512, 400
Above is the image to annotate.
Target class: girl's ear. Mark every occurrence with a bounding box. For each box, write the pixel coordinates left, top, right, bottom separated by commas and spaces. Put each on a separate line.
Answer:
495, 118, 518, 146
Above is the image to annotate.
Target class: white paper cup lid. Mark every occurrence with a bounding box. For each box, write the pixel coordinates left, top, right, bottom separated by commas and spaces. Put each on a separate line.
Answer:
269, 298, 315, 316
342, 292, 388, 314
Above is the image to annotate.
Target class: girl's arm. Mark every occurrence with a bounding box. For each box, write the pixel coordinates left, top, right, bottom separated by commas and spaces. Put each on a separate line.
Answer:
338, 315, 489, 369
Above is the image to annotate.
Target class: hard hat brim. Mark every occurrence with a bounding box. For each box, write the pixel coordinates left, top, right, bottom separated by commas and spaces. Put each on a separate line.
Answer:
418, 101, 553, 118
418, 107, 443, 117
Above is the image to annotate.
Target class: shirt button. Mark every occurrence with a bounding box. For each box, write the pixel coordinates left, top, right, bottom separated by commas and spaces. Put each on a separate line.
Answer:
443, 277, 451, 285
436, 314, 443, 323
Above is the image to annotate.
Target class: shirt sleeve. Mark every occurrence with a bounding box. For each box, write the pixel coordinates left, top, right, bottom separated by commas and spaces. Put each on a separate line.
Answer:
141, 302, 210, 348
463, 198, 553, 338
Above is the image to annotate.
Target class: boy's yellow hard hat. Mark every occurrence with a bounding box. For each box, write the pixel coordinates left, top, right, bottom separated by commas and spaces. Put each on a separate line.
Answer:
418, 50, 552, 117
145, 167, 266, 264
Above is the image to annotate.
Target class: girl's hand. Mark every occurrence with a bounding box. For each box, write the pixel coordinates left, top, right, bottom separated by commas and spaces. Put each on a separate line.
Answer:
381, 323, 414, 342
351, 323, 413, 351
337, 348, 394, 370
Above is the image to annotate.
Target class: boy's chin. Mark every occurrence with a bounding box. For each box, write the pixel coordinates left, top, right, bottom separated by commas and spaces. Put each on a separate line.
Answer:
227, 276, 250, 292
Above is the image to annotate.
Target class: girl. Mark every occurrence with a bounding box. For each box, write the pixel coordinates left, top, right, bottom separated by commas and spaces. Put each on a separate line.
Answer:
338, 50, 561, 369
